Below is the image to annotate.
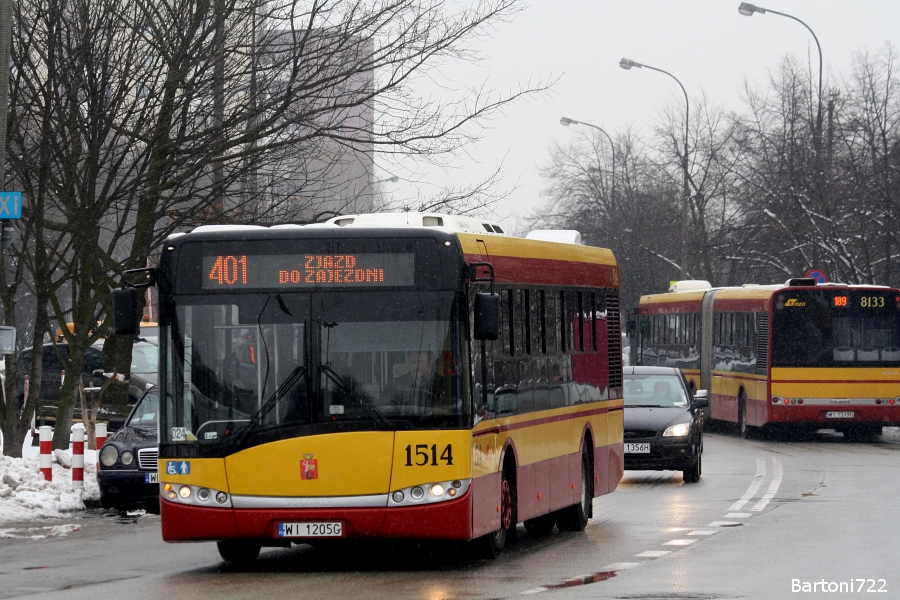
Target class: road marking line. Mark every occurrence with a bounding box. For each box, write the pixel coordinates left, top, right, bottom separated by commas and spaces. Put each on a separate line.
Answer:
663, 539, 696, 546
520, 588, 548, 594
636, 550, 671, 557
708, 521, 742, 527
752, 456, 783, 511
687, 530, 717, 536
725, 512, 752, 518
601, 562, 640, 570
728, 456, 766, 511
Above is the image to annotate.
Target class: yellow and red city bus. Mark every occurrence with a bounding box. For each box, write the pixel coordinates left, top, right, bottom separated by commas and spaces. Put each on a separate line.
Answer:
632, 279, 900, 439
116, 215, 623, 560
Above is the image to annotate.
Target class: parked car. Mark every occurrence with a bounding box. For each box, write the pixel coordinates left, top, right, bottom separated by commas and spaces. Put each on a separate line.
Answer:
622, 366, 708, 483
16, 339, 158, 420
98, 386, 159, 513
125, 340, 158, 404
16, 343, 106, 423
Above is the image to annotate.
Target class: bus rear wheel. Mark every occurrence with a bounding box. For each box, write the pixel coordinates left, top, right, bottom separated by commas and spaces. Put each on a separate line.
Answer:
217, 540, 261, 563
556, 445, 593, 532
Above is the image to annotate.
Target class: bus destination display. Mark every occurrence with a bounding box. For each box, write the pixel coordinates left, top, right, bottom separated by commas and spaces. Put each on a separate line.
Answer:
202, 253, 415, 288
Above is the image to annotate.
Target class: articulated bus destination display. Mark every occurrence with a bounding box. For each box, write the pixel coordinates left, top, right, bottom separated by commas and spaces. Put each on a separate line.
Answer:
201, 253, 415, 288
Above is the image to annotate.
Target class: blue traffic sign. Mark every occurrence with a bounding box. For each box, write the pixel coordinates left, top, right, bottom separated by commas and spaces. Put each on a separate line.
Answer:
0, 192, 22, 219
805, 269, 828, 284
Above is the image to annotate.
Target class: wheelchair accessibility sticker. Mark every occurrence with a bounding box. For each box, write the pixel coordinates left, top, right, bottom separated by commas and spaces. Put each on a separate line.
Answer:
166, 461, 191, 476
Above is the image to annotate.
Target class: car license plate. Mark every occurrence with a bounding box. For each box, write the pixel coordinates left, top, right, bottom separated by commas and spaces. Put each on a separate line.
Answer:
145, 473, 158, 484
624, 442, 650, 454
277, 522, 343, 538
825, 411, 855, 419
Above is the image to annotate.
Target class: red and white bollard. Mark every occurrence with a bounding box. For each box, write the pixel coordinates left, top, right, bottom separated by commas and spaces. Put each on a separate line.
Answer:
71, 424, 84, 488
39, 425, 52, 481
95, 422, 107, 470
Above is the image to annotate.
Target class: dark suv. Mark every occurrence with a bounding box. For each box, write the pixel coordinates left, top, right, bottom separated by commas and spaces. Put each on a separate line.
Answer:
16, 343, 105, 417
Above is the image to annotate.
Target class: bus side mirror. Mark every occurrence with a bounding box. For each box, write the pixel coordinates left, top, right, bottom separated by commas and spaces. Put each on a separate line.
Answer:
626, 319, 637, 336
474, 293, 500, 341
113, 288, 140, 336
693, 389, 709, 409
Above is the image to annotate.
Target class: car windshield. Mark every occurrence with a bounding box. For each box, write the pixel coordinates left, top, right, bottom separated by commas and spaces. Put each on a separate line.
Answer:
127, 389, 159, 430
623, 374, 688, 407
131, 344, 158, 374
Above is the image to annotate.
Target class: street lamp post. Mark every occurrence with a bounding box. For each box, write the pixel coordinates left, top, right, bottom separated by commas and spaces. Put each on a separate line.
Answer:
737, 3, 823, 150
559, 117, 616, 206
620, 58, 691, 279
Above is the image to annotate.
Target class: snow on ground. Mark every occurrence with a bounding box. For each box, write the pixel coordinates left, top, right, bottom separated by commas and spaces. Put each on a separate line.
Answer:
0, 450, 100, 527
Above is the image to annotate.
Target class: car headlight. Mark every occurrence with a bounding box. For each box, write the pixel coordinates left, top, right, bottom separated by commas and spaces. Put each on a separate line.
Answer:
99, 445, 118, 467
663, 422, 691, 437
121, 451, 134, 466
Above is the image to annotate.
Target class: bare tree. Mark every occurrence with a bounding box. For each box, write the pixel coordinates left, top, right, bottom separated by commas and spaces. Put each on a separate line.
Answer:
1, 0, 551, 454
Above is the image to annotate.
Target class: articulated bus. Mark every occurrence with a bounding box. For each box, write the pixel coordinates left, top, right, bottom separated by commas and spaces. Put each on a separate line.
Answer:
115, 213, 623, 560
631, 279, 900, 439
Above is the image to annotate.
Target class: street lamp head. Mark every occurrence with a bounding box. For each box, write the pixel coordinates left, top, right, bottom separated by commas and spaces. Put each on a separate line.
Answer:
619, 58, 641, 70
738, 2, 765, 16
387, 176, 399, 183
560, 117, 576, 127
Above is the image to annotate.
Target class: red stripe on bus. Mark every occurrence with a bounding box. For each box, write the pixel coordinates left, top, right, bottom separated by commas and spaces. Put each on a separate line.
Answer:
772, 379, 900, 385
712, 373, 767, 382
473, 404, 621, 438
638, 300, 702, 314
712, 298, 770, 312
464, 254, 619, 288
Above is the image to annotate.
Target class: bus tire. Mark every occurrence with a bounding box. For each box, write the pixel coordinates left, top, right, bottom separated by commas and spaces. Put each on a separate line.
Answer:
217, 540, 261, 563
739, 392, 752, 440
556, 445, 593, 532
475, 461, 516, 559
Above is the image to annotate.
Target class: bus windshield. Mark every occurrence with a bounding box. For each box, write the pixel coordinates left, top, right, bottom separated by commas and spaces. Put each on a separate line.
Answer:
771, 290, 900, 367
163, 290, 467, 450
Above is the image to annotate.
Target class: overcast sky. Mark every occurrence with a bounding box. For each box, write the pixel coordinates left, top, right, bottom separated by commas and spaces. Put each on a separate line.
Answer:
379, 0, 900, 235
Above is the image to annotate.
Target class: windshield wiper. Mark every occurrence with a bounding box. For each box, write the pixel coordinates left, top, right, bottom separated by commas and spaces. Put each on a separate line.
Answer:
318, 364, 395, 430
225, 365, 307, 449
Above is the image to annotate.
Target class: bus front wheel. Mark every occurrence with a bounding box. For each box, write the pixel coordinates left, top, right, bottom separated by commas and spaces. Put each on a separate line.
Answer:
739, 393, 752, 440
475, 465, 516, 559
217, 540, 261, 563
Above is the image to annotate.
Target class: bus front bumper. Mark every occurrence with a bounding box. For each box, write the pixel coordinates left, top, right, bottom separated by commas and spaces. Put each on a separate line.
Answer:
159, 488, 473, 542
768, 402, 900, 425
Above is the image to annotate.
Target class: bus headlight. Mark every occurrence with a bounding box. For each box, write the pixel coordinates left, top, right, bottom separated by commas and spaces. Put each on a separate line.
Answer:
663, 423, 690, 437
388, 479, 471, 507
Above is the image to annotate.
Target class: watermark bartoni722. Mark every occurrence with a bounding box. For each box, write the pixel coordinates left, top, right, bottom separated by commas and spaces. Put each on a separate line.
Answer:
792, 579, 886, 593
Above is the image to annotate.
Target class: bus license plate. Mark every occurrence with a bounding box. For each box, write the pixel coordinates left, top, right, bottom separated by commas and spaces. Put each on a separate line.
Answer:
277, 522, 343, 538
145, 473, 158, 484
624, 443, 650, 454
825, 411, 855, 419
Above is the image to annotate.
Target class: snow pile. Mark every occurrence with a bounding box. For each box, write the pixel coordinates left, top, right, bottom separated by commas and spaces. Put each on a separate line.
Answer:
0, 452, 100, 525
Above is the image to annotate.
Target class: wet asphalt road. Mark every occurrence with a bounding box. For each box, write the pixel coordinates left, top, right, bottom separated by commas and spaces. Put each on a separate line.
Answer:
2, 427, 899, 599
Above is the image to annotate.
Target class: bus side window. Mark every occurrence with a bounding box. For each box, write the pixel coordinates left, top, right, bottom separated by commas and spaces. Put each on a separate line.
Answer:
545, 290, 560, 354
